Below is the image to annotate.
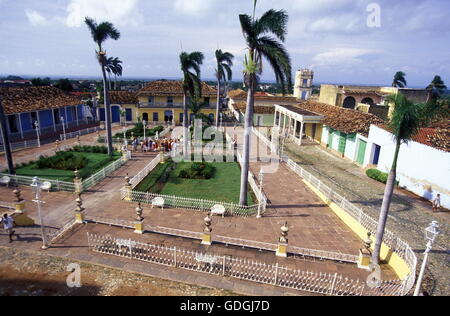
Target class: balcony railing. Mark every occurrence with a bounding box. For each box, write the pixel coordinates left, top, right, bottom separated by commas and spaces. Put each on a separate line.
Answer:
139, 102, 214, 109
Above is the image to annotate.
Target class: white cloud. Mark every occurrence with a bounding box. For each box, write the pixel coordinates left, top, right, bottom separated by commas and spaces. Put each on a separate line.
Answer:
173, 0, 214, 16
25, 9, 48, 26
65, 0, 143, 27
312, 48, 375, 68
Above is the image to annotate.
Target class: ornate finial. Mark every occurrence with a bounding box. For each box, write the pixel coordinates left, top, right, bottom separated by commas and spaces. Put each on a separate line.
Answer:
125, 173, 131, 186
135, 203, 144, 222
279, 222, 289, 243
13, 188, 23, 203
55, 139, 60, 151
364, 232, 373, 251
74, 169, 80, 180
75, 194, 84, 213
204, 212, 212, 233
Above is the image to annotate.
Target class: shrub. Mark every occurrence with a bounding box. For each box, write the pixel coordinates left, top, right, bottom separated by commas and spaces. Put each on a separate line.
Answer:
70, 145, 108, 154
179, 162, 215, 180
366, 169, 389, 184
36, 152, 88, 171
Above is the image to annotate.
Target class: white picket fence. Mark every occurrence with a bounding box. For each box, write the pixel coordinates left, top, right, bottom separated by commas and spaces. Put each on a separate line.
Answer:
121, 189, 264, 217
87, 232, 406, 296
0, 173, 75, 192
129, 155, 162, 189
81, 153, 130, 191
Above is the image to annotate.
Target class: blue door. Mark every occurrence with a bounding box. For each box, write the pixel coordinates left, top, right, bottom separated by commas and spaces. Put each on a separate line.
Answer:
99, 108, 106, 122
126, 109, 132, 122
111, 106, 120, 123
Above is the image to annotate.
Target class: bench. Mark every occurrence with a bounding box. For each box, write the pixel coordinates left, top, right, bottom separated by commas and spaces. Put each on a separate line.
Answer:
151, 197, 165, 210
211, 204, 226, 218
41, 181, 52, 192
0, 176, 10, 187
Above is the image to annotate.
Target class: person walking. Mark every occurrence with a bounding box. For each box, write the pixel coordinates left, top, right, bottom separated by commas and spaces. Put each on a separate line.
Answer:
1, 213, 17, 243
432, 194, 441, 212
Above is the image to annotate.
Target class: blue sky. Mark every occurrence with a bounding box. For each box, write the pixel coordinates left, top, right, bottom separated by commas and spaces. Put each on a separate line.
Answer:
0, 0, 449, 87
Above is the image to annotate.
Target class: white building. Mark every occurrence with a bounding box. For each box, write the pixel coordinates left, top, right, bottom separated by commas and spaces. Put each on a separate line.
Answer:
364, 125, 450, 209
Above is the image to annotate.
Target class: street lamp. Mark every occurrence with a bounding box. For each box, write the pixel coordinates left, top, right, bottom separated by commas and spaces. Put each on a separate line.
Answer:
34, 121, 41, 148
61, 116, 66, 141
122, 126, 128, 147
142, 120, 147, 140
413, 221, 439, 296
31, 176, 48, 250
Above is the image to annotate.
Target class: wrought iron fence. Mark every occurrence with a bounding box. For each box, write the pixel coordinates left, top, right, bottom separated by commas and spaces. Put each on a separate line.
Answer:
87, 233, 406, 296
60, 126, 102, 141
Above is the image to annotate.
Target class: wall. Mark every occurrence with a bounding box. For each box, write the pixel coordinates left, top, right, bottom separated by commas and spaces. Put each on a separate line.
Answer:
366, 125, 450, 208
319, 85, 339, 106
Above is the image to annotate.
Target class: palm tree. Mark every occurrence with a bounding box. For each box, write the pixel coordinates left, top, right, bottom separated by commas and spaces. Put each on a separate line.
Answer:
372, 94, 442, 264
426, 75, 447, 103
180, 51, 204, 159
188, 97, 212, 125
105, 57, 123, 91
84, 17, 120, 157
215, 49, 234, 127
392, 71, 407, 88
238, 3, 293, 205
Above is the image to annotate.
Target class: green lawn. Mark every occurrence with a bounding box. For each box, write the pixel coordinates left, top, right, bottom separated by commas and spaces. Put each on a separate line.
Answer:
140, 161, 255, 205
15, 152, 121, 182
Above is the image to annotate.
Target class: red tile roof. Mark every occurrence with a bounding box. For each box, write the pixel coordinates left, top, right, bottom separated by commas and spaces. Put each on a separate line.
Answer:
110, 91, 138, 104
0, 86, 82, 115
294, 100, 384, 136
138, 80, 217, 97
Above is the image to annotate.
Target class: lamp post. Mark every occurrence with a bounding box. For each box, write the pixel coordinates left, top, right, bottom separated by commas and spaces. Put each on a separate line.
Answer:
31, 176, 48, 250
413, 221, 439, 296
257, 169, 264, 219
61, 116, 66, 141
34, 121, 41, 148
143, 120, 147, 140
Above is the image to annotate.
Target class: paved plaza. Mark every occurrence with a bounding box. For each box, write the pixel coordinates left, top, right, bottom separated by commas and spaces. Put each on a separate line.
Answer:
0, 126, 402, 295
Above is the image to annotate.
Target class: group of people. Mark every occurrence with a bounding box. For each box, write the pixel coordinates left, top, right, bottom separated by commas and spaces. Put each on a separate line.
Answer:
130, 137, 180, 155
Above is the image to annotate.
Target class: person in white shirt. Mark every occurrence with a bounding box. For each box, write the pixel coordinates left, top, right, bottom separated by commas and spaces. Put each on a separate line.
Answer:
1, 214, 16, 243
432, 194, 441, 212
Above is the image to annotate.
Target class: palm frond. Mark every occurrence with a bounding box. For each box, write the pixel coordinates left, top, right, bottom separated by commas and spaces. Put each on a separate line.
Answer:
255, 9, 288, 42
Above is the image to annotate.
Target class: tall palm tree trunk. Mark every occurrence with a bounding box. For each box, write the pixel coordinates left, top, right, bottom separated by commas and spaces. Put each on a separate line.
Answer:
239, 83, 255, 206
101, 63, 114, 157
183, 93, 189, 160
216, 79, 221, 127
372, 138, 401, 263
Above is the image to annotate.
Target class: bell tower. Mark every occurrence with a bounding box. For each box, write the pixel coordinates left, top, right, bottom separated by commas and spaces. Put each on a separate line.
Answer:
294, 69, 314, 100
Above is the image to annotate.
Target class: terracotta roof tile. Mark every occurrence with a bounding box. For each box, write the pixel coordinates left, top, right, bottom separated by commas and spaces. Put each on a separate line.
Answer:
0, 86, 82, 115
138, 80, 217, 97
293, 100, 384, 136
235, 102, 275, 114
228, 89, 248, 99
110, 91, 138, 104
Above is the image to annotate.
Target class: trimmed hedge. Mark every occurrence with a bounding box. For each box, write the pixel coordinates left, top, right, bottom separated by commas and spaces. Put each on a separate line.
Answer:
366, 169, 389, 184
179, 162, 215, 179
36, 152, 88, 171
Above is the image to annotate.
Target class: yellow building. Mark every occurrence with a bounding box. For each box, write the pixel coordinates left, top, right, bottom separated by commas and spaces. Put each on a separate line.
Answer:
98, 80, 218, 125
136, 80, 217, 125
